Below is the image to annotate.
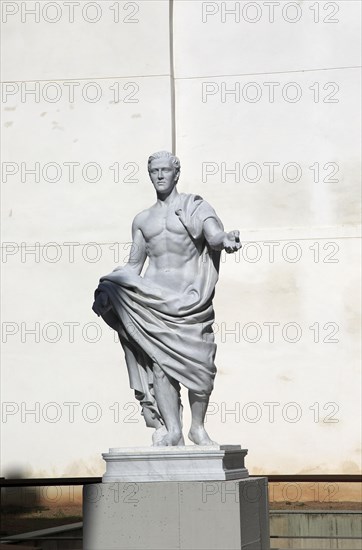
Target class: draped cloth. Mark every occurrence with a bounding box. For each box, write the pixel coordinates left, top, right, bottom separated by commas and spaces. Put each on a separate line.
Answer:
93, 193, 223, 426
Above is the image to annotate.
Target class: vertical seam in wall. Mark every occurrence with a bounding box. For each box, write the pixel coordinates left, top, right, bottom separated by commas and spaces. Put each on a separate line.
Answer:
169, 0, 176, 154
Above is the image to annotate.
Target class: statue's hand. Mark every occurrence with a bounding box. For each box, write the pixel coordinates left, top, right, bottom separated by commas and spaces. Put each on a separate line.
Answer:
223, 230, 241, 254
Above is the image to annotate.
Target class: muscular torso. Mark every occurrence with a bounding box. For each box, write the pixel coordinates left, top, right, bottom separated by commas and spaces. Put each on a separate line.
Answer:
138, 202, 203, 294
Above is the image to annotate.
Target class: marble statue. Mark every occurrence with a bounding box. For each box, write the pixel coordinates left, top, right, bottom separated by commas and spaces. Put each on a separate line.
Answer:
93, 151, 241, 446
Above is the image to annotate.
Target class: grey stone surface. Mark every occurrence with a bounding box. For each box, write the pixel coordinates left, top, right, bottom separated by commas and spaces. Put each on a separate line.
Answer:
102, 444, 248, 482
93, 151, 241, 446
83, 478, 270, 549
270, 511, 362, 550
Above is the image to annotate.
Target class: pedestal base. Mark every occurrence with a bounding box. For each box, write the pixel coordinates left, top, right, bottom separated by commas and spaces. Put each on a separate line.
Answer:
102, 445, 248, 482
83, 478, 270, 550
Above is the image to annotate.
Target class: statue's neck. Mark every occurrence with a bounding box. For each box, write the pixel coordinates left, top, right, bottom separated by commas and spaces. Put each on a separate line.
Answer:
156, 187, 179, 206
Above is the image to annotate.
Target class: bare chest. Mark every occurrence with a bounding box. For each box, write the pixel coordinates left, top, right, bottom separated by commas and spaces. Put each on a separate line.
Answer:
142, 208, 187, 243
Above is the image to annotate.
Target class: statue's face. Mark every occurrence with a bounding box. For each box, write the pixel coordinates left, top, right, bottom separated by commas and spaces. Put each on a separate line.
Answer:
149, 157, 178, 194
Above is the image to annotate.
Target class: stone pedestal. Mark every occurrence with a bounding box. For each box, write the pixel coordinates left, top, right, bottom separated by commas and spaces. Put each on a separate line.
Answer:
102, 444, 248, 482
83, 446, 270, 550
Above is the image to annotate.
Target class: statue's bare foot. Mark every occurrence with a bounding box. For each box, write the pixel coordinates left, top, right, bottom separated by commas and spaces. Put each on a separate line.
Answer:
188, 427, 218, 446
156, 430, 184, 446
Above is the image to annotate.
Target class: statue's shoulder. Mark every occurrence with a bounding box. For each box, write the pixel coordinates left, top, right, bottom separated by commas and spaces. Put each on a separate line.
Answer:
132, 207, 152, 229
179, 193, 216, 212
178, 193, 204, 206
178, 193, 220, 228
179, 192, 203, 200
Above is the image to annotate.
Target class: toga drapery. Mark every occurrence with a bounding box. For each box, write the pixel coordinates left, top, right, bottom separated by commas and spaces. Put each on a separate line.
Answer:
93, 193, 223, 426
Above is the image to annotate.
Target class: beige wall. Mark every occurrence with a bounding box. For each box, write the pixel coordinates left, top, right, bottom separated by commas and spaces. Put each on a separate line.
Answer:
1, 1, 361, 478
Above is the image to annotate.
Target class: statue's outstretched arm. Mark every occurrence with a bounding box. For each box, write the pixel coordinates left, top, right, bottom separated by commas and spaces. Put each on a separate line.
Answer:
203, 217, 241, 254
114, 216, 147, 275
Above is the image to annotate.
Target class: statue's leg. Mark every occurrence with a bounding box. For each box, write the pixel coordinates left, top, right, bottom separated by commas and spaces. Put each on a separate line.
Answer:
152, 363, 184, 446
188, 391, 218, 446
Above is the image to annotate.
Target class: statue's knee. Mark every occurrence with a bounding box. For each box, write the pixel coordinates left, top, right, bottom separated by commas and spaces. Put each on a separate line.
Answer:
191, 390, 212, 400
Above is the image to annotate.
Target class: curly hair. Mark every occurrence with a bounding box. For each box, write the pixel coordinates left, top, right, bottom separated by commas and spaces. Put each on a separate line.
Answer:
147, 151, 181, 175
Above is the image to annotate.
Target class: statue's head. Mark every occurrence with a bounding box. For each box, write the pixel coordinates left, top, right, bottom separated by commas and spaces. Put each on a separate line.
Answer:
148, 151, 181, 194
148, 151, 180, 179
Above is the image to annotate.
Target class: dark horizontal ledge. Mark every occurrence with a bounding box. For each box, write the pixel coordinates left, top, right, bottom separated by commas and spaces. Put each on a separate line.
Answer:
251, 474, 362, 483
0, 477, 102, 487
1, 474, 361, 487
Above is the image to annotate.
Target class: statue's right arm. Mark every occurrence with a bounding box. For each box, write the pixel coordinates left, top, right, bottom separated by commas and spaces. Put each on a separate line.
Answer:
118, 214, 147, 276
94, 217, 146, 315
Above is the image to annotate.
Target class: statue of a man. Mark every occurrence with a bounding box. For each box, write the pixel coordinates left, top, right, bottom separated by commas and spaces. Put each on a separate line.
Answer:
93, 151, 240, 446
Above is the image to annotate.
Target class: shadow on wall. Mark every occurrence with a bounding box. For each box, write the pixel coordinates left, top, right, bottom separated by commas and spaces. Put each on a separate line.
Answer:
1, 468, 43, 514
